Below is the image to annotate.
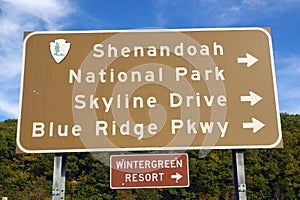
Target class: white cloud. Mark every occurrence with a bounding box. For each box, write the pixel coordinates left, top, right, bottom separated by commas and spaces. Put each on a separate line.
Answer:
277, 55, 300, 75
1, 0, 75, 30
153, 0, 300, 26
0, 0, 76, 120
276, 54, 300, 114
241, 0, 267, 9
155, 12, 167, 27
0, 96, 19, 118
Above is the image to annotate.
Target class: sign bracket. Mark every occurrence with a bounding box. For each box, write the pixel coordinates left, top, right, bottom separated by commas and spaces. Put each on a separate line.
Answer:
52, 153, 66, 200
232, 149, 247, 200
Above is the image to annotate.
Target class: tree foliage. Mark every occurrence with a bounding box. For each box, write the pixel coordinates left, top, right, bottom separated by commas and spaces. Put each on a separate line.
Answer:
0, 114, 299, 199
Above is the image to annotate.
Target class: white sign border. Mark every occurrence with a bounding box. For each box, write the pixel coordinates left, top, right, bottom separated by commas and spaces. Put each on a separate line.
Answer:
17, 27, 282, 153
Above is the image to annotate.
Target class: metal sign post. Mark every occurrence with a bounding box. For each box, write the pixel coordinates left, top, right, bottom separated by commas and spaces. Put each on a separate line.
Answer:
52, 153, 66, 200
232, 150, 247, 200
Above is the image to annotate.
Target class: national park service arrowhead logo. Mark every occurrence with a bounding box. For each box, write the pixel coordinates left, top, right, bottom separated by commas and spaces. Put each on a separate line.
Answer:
50, 39, 71, 63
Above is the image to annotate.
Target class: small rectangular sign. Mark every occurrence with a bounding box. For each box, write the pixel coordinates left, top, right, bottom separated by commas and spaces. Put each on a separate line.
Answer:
110, 154, 189, 189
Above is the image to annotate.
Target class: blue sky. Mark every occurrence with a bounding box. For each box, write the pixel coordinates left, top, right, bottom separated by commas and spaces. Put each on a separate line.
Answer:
0, 0, 300, 121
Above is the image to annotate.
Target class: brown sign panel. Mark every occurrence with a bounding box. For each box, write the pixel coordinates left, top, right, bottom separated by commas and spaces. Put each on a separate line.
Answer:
110, 154, 189, 189
17, 28, 282, 153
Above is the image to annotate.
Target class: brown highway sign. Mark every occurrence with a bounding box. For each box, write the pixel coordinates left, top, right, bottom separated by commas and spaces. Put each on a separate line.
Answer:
17, 27, 282, 153
110, 154, 189, 189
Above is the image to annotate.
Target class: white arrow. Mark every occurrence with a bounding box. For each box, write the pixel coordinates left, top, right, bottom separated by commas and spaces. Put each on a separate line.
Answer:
237, 53, 259, 67
243, 118, 265, 133
240, 91, 262, 106
171, 172, 183, 183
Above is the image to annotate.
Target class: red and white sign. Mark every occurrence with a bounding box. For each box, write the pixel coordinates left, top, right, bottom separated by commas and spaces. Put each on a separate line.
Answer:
110, 154, 189, 189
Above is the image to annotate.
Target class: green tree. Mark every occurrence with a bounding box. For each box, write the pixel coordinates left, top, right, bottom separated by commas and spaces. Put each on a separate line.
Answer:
54, 42, 60, 55
0, 114, 300, 199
